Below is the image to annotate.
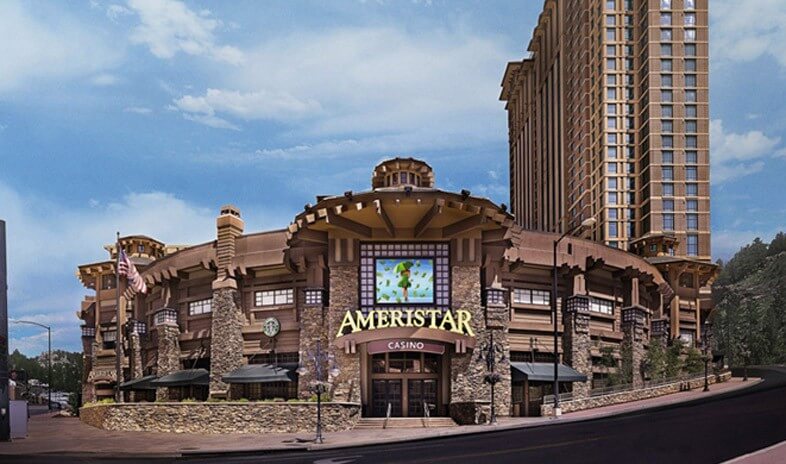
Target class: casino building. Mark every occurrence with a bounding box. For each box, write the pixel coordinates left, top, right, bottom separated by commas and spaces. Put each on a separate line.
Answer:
77, 158, 709, 424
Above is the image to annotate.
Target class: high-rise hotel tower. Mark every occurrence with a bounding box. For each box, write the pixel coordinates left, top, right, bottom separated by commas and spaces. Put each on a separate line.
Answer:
500, 0, 710, 261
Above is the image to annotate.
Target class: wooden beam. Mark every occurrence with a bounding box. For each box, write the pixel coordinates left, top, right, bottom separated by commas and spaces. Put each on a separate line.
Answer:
414, 199, 444, 238
373, 199, 395, 238
325, 211, 372, 237
293, 228, 328, 244
442, 214, 487, 237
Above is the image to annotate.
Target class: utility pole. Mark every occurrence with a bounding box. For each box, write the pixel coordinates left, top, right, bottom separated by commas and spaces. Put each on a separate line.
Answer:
1, 220, 10, 441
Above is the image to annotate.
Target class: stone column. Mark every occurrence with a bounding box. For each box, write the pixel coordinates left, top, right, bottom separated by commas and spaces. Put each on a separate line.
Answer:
562, 273, 592, 399
621, 277, 648, 388
327, 266, 361, 403
299, 288, 327, 399
484, 286, 512, 420
127, 330, 143, 401
82, 340, 99, 404
155, 322, 181, 401
208, 205, 246, 399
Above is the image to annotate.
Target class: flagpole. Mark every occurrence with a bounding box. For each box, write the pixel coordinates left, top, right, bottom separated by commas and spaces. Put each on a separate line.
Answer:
114, 232, 122, 403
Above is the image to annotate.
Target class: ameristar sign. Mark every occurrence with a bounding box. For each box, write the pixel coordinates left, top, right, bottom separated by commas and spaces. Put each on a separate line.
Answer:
336, 309, 475, 337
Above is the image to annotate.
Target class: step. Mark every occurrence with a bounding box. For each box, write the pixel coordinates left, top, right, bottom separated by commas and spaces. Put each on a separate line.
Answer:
354, 417, 458, 429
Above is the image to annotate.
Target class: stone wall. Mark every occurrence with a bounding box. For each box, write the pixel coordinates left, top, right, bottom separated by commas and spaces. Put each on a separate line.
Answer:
562, 295, 592, 399
209, 287, 246, 397
449, 265, 511, 425
328, 266, 361, 403
541, 371, 732, 416
155, 323, 181, 401
299, 299, 328, 399
80, 401, 361, 434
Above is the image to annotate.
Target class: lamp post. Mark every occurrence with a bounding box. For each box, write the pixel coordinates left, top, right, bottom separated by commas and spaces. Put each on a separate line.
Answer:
297, 340, 339, 444
10, 320, 51, 410
701, 324, 713, 392
476, 331, 506, 424
551, 217, 596, 417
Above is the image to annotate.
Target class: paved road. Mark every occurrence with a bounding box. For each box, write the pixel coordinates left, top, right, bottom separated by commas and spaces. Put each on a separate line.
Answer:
7, 367, 786, 464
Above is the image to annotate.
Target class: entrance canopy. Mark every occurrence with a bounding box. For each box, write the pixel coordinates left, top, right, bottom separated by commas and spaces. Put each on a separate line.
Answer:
222, 364, 295, 384
151, 369, 209, 387
511, 362, 587, 382
119, 374, 157, 390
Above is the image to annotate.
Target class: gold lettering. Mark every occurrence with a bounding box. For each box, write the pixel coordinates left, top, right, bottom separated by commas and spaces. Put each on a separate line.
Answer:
336, 311, 359, 337
356, 311, 375, 331
377, 311, 390, 328
439, 310, 456, 332
390, 310, 404, 328
427, 309, 440, 329
456, 310, 475, 337
413, 309, 426, 327
404, 309, 414, 326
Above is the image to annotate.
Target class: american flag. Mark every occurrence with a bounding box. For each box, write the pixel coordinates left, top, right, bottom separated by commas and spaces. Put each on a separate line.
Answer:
118, 249, 147, 294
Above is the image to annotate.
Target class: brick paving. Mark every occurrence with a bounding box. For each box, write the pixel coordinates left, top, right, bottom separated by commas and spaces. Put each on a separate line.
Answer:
0, 377, 760, 457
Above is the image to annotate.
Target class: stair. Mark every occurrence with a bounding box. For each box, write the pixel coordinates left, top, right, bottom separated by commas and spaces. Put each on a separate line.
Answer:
354, 417, 458, 429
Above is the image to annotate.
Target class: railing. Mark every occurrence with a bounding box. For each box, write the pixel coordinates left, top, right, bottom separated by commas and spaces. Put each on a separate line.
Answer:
423, 401, 431, 425
542, 372, 712, 405
384, 403, 392, 429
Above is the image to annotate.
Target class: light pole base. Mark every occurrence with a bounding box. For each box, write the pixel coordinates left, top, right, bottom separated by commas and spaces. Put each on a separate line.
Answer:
553, 407, 562, 417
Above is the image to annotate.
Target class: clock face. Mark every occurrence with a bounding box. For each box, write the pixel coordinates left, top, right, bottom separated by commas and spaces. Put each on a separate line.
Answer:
262, 317, 281, 338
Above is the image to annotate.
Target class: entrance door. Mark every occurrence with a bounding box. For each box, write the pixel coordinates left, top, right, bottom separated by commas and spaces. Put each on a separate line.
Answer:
407, 379, 438, 417
371, 379, 402, 417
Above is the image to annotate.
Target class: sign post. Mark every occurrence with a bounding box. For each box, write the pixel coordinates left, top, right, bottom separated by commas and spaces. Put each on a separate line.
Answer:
1, 220, 10, 441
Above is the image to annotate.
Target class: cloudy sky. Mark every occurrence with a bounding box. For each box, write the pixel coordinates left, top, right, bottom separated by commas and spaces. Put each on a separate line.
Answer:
2, 0, 785, 355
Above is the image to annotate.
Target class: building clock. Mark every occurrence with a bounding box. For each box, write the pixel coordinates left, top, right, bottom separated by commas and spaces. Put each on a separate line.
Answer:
262, 317, 281, 338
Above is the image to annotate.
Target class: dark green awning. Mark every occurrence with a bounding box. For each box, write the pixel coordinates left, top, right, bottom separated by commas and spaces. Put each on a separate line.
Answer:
119, 374, 158, 390
222, 364, 295, 384
511, 362, 588, 383
151, 369, 209, 387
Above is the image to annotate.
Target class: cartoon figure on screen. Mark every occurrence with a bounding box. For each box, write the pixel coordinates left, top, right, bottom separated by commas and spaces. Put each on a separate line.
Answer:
394, 260, 414, 302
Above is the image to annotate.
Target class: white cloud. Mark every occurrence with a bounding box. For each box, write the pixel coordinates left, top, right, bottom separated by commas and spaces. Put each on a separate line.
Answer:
0, 1, 121, 93
123, 106, 153, 114
106, 3, 133, 22
176, 27, 510, 142
710, 119, 784, 183
90, 73, 119, 86
713, 0, 786, 68
713, 228, 781, 261
126, 0, 244, 64
172, 88, 321, 128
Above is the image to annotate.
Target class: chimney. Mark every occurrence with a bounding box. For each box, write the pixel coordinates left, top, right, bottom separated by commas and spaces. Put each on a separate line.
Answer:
214, 204, 244, 288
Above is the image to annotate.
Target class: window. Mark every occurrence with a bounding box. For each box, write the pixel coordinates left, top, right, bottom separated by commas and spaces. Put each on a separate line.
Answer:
663, 214, 675, 231
605, 0, 616, 10
686, 151, 698, 163
255, 289, 294, 307
685, 44, 697, 56
609, 192, 618, 205
607, 87, 617, 99
607, 133, 618, 144
686, 105, 698, 117
662, 90, 673, 102
607, 103, 617, 115
686, 120, 698, 133
687, 199, 699, 211
608, 163, 618, 173
686, 135, 698, 148
608, 178, 618, 189
687, 214, 699, 230
662, 166, 674, 180
661, 105, 673, 117
662, 135, 674, 147
661, 74, 673, 87
512, 288, 550, 306
607, 58, 616, 70
609, 208, 619, 219
607, 45, 616, 56
685, 0, 696, 9
686, 183, 698, 196
624, 28, 633, 41
137, 244, 145, 253
687, 235, 699, 256
663, 183, 674, 196
663, 199, 674, 211
685, 74, 697, 87
606, 15, 616, 26
660, 29, 672, 41
684, 13, 696, 26
661, 59, 673, 72
662, 151, 674, 163
685, 29, 697, 41
608, 145, 618, 157
660, 0, 671, 9
101, 274, 116, 290
686, 166, 698, 180
686, 90, 698, 102
662, 120, 673, 132
607, 75, 617, 85
609, 222, 618, 238
661, 44, 673, 56
685, 59, 697, 71
188, 298, 212, 316
660, 13, 672, 25
590, 298, 614, 315
606, 28, 616, 41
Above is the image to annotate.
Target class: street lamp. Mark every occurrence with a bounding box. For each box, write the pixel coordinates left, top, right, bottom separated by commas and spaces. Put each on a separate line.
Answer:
476, 331, 506, 424
297, 340, 339, 444
552, 217, 596, 417
10, 320, 52, 410
701, 324, 713, 392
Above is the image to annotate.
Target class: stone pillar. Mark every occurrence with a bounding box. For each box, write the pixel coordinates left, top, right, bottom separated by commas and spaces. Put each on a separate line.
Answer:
621, 306, 648, 389
562, 294, 592, 399
449, 265, 498, 425
484, 286, 512, 420
127, 330, 143, 402
651, 318, 670, 349
208, 205, 246, 399
155, 322, 181, 401
82, 340, 99, 404
299, 288, 327, 399
328, 266, 361, 403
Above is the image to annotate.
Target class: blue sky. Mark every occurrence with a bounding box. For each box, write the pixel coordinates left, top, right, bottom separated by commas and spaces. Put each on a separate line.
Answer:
1, 0, 785, 355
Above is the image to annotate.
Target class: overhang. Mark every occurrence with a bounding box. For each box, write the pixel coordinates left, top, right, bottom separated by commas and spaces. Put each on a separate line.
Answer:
511, 362, 588, 383
222, 364, 296, 384
119, 374, 158, 390
150, 369, 209, 387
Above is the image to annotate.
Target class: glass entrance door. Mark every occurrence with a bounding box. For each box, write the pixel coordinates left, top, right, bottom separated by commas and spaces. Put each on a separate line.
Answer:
407, 379, 438, 417
371, 379, 402, 417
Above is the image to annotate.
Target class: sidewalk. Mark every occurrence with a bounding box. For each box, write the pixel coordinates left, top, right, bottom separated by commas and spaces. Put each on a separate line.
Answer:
724, 440, 786, 464
0, 377, 760, 458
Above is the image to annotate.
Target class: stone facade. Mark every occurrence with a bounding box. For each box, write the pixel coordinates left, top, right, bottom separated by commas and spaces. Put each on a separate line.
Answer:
562, 294, 592, 399
155, 323, 181, 401
449, 265, 511, 424
298, 293, 328, 399
209, 287, 246, 397
80, 401, 361, 434
328, 266, 361, 403
621, 305, 648, 388
128, 330, 144, 402
541, 371, 732, 416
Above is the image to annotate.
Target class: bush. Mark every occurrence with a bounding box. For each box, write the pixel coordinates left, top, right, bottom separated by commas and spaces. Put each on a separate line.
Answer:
665, 340, 683, 378
180, 398, 197, 403
307, 392, 331, 402
684, 347, 704, 375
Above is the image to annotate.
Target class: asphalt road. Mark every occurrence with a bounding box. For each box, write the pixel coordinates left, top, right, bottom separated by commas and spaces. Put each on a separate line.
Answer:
9, 367, 786, 464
